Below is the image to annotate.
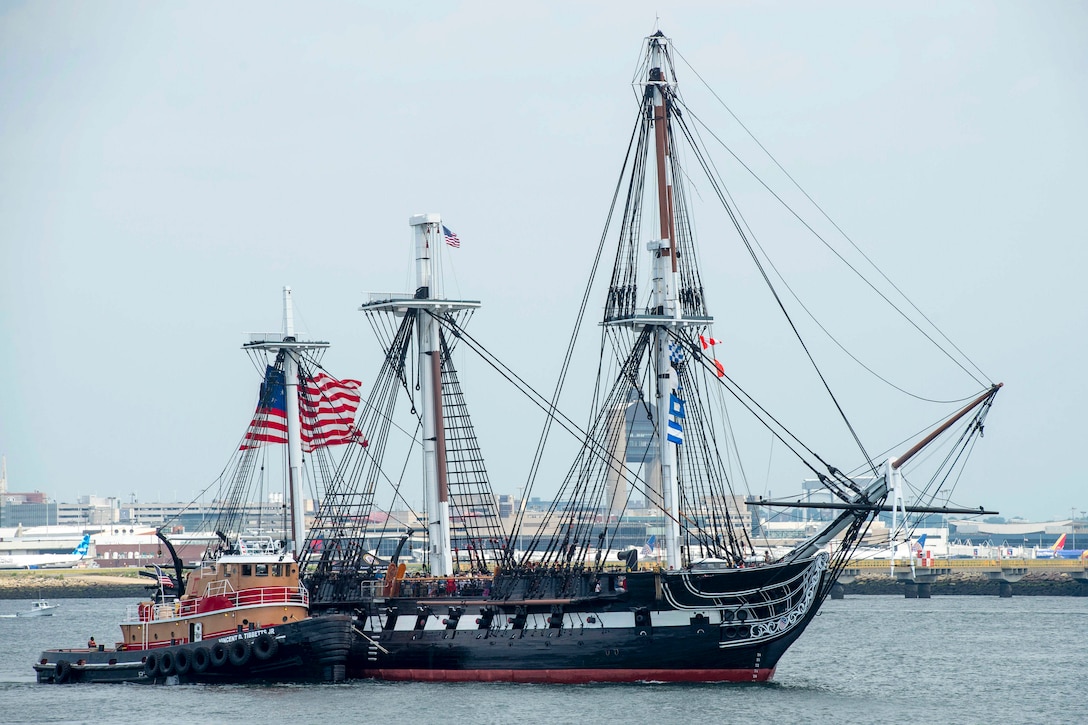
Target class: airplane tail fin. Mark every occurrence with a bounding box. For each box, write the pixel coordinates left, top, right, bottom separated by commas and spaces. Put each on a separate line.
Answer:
640, 535, 656, 557
73, 534, 90, 557
914, 533, 928, 551
1053, 533, 1067, 551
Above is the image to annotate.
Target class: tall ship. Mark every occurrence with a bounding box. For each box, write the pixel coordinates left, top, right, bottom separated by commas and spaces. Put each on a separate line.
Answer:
301, 32, 1001, 682
34, 289, 356, 685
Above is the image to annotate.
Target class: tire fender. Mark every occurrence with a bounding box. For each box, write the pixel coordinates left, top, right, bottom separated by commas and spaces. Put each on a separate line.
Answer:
228, 638, 251, 667
191, 646, 211, 673
253, 632, 279, 661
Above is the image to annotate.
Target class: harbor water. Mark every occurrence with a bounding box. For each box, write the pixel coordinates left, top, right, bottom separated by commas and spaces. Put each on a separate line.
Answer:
2, 595, 1083, 724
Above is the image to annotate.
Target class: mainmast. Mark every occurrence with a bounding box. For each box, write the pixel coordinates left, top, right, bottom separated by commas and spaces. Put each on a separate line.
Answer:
244, 287, 330, 557
359, 214, 480, 577
649, 32, 684, 571
601, 32, 713, 571
414, 214, 453, 577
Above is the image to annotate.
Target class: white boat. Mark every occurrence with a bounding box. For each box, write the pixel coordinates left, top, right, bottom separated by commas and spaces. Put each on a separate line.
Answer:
17, 599, 58, 617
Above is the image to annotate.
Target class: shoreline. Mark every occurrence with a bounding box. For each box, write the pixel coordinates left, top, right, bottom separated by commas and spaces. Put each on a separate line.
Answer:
0, 570, 149, 600
3, 569, 1087, 599
844, 571, 1088, 597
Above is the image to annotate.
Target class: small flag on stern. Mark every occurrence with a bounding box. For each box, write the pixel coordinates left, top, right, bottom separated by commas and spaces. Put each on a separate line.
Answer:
154, 565, 173, 588
442, 225, 461, 248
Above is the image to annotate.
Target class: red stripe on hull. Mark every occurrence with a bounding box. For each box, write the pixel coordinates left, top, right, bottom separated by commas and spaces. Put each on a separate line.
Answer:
369, 668, 776, 684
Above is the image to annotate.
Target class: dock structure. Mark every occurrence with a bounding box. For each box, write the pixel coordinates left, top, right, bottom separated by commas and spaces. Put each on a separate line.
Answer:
836, 558, 1088, 597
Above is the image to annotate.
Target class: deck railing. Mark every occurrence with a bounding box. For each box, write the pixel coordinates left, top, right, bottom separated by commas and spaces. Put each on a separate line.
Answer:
125, 584, 309, 623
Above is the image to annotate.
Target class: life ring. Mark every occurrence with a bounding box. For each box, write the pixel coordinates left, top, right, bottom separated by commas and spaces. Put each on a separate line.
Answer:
191, 646, 211, 673
253, 632, 279, 661
228, 639, 251, 667
159, 650, 176, 676
174, 647, 192, 675
143, 653, 160, 678
209, 642, 229, 668
54, 660, 72, 684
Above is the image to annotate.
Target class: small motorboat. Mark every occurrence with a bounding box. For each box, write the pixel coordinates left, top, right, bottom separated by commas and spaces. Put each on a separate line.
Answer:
18, 599, 58, 617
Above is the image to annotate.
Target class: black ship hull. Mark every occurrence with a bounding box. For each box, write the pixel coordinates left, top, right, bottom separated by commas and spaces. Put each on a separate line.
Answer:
336, 555, 829, 683
33, 613, 353, 685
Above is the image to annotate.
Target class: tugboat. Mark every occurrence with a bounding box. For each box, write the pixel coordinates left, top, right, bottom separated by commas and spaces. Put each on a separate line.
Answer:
34, 535, 352, 684
34, 288, 357, 685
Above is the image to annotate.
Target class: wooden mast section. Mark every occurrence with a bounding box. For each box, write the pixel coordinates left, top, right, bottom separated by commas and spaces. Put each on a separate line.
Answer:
892, 383, 1003, 470
649, 32, 684, 571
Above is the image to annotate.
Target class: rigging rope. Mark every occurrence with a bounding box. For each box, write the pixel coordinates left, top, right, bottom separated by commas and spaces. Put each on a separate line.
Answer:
671, 44, 991, 389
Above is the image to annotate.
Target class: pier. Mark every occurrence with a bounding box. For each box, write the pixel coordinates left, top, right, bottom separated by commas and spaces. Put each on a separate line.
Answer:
834, 558, 1088, 598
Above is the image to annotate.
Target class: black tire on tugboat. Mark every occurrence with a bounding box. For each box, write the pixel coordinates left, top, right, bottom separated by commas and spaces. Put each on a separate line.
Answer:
159, 650, 176, 676
252, 632, 278, 661
174, 647, 192, 675
53, 660, 71, 684
228, 639, 251, 667
191, 646, 211, 673
209, 641, 229, 668
143, 653, 160, 678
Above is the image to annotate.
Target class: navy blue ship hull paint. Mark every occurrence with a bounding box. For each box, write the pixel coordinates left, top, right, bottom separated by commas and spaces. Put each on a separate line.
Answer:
339, 559, 828, 683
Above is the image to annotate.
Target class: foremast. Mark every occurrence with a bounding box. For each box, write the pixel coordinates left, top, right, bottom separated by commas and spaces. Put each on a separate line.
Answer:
243, 287, 329, 557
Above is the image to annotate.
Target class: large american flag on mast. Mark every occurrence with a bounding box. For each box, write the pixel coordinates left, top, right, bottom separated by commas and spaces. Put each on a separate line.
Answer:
242, 365, 363, 452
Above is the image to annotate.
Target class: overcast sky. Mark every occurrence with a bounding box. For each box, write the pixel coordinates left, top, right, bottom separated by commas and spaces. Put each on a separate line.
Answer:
1, 1, 1085, 522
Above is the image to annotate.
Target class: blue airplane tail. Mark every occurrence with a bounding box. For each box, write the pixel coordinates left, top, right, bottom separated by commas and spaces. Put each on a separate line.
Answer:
72, 534, 90, 557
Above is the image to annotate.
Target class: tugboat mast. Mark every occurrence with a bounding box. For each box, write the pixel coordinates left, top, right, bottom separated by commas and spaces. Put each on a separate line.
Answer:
243, 286, 330, 556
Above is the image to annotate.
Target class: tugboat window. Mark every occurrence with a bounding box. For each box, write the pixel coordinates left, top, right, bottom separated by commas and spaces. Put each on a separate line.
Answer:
256, 564, 268, 576
242, 564, 252, 576
272, 564, 282, 576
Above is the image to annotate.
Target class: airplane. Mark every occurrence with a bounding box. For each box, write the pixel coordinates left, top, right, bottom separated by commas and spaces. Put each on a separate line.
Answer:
616, 535, 657, 570
1036, 533, 1088, 560
0, 534, 91, 570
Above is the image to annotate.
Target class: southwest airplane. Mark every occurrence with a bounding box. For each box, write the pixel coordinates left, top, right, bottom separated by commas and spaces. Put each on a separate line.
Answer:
1036, 533, 1088, 560
0, 534, 91, 569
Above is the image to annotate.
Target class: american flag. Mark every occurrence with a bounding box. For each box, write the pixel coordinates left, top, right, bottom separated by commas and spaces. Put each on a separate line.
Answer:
299, 371, 363, 450
442, 225, 460, 248
242, 366, 363, 452
154, 566, 173, 588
